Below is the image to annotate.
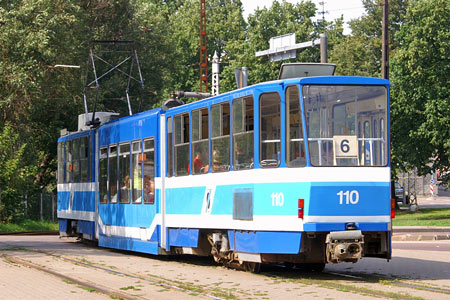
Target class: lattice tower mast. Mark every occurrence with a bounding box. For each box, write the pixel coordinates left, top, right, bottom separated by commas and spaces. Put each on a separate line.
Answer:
318, 1, 328, 24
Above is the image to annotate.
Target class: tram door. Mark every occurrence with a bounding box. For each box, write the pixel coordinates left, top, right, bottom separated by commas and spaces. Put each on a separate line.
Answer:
358, 113, 386, 166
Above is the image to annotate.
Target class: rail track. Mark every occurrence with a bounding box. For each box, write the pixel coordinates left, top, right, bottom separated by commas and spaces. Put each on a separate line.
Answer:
1, 235, 450, 300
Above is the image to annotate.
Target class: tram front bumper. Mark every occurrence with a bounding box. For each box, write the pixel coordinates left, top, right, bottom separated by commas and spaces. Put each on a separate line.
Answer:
325, 230, 364, 263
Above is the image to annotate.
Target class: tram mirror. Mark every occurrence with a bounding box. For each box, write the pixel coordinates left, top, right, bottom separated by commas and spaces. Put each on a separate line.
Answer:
278, 63, 336, 79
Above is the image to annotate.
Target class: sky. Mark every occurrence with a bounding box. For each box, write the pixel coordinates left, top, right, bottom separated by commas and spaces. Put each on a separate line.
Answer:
240, 0, 366, 35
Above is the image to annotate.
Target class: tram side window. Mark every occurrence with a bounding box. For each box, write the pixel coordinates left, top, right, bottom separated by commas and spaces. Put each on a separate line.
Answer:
57, 142, 64, 184
286, 86, 306, 167
167, 117, 173, 177
72, 138, 80, 183
191, 108, 209, 174
211, 102, 230, 172
65, 140, 71, 183
233, 96, 254, 170
119, 143, 131, 204
109, 145, 118, 203
80, 136, 90, 182
260, 92, 281, 168
131, 141, 142, 203
99, 147, 108, 203
143, 139, 155, 204
174, 113, 190, 176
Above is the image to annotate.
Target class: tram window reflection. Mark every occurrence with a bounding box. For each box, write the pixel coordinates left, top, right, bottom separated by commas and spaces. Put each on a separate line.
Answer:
303, 85, 387, 167
80, 136, 90, 182
211, 102, 230, 172
72, 138, 80, 183
260, 92, 281, 168
57, 142, 64, 184
119, 143, 131, 204
232, 96, 254, 170
65, 140, 71, 183
131, 141, 142, 204
99, 147, 108, 203
191, 108, 209, 174
286, 86, 306, 167
109, 145, 118, 203
143, 139, 155, 204
175, 113, 190, 176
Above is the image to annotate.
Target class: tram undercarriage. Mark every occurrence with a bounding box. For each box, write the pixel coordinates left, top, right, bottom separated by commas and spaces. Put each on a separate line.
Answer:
169, 229, 390, 272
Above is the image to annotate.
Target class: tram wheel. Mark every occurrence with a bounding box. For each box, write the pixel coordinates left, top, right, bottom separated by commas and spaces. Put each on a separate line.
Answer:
243, 262, 261, 273
283, 262, 296, 269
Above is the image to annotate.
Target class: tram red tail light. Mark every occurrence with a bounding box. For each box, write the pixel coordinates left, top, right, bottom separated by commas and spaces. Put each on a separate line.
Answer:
391, 198, 396, 219
298, 198, 304, 219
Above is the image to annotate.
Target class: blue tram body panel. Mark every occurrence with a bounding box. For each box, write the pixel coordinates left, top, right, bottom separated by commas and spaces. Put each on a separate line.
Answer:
95, 108, 162, 254
57, 129, 96, 239
57, 73, 392, 265
307, 182, 390, 217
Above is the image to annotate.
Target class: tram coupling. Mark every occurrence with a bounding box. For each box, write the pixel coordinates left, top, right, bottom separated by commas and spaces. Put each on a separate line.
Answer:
325, 230, 364, 264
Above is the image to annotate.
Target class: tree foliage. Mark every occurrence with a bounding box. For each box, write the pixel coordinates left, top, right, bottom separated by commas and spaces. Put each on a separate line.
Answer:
0, 123, 33, 222
390, 0, 450, 184
330, 0, 409, 76
1, 0, 449, 222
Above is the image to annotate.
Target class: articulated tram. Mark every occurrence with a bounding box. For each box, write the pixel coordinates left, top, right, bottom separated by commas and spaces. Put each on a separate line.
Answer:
57, 64, 393, 271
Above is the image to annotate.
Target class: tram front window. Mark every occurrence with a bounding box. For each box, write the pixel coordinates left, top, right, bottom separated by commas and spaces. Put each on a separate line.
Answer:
303, 85, 388, 167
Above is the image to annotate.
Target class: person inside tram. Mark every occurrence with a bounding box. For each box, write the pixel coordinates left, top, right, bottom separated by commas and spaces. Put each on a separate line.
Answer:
143, 175, 155, 202
289, 149, 306, 167
120, 175, 130, 202
133, 167, 142, 203
188, 150, 209, 174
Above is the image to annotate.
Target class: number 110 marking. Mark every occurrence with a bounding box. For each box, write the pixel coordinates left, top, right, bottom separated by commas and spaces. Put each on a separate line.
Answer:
337, 190, 359, 204
271, 192, 284, 206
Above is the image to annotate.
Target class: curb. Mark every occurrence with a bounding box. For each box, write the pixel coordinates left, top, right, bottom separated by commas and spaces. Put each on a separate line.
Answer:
392, 234, 450, 242
392, 226, 450, 233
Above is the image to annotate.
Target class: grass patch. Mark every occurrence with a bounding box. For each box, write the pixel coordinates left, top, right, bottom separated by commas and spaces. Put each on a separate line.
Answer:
393, 208, 450, 226
0, 220, 58, 233
78, 286, 97, 293
0, 247, 29, 251
119, 286, 141, 291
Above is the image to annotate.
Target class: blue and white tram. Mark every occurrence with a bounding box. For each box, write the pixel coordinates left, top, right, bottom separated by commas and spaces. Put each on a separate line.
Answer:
57, 72, 393, 271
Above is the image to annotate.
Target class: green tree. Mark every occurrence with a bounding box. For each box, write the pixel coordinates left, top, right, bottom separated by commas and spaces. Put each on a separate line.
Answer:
165, 0, 247, 97
221, 0, 344, 92
390, 0, 450, 184
0, 124, 34, 222
330, 0, 409, 76
0, 0, 85, 190
238, 0, 318, 85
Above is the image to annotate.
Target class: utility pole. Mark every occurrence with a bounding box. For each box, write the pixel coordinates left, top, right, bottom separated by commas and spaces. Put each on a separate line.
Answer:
320, 33, 328, 63
199, 0, 208, 92
382, 0, 389, 79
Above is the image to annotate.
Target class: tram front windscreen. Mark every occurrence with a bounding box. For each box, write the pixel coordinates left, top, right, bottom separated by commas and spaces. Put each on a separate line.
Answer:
302, 85, 388, 167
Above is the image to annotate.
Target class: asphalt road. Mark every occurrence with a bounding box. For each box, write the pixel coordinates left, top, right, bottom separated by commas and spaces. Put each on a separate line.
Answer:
393, 241, 450, 252
327, 240, 450, 284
